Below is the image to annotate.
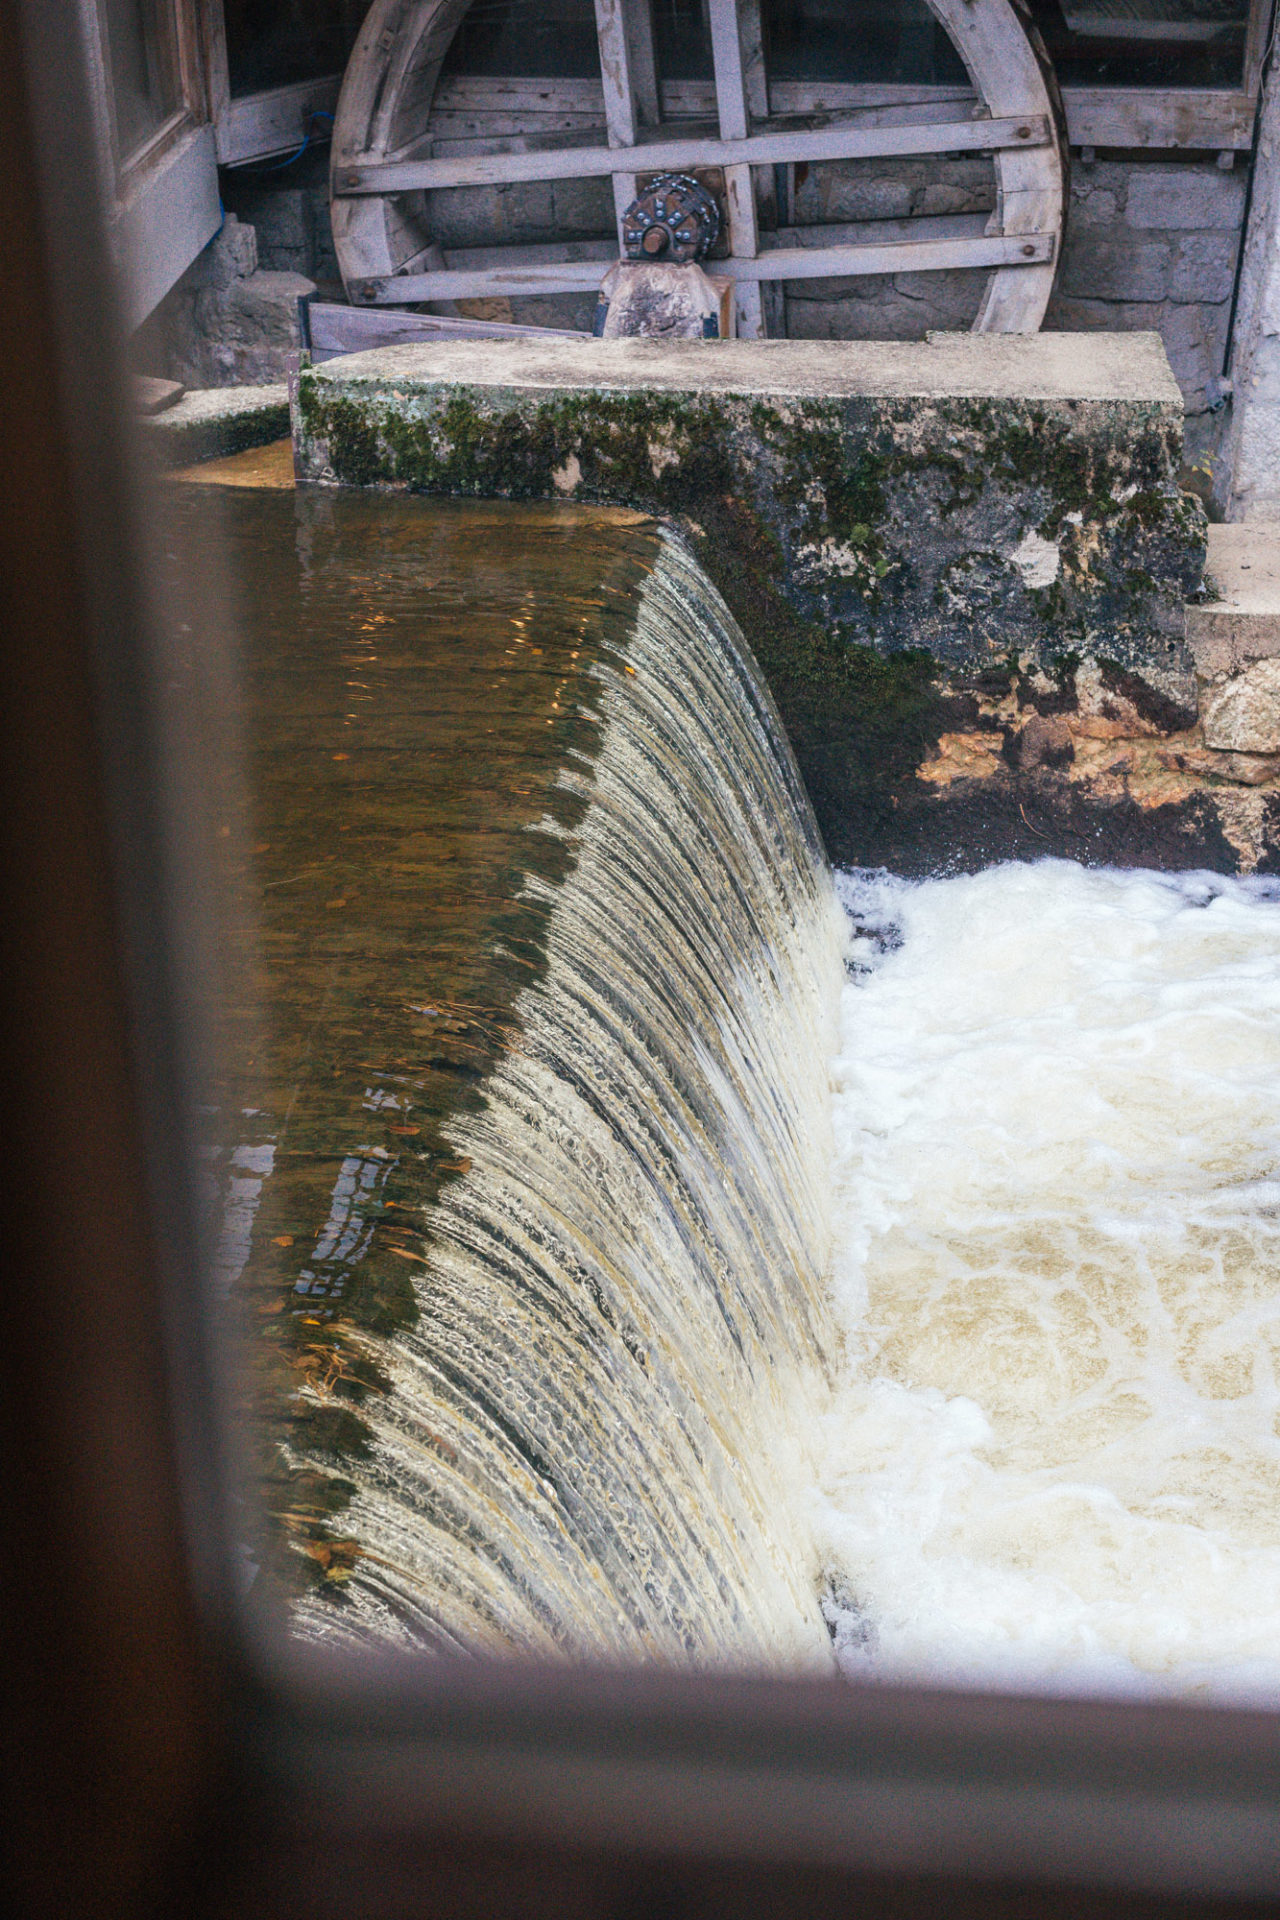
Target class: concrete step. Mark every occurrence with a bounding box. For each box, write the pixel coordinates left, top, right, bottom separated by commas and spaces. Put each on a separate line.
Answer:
1187, 523, 1280, 755
1187, 522, 1280, 678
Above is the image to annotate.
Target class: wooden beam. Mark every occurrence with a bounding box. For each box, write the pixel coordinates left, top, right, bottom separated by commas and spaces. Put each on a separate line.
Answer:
1060, 86, 1258, 150
708, 0, 764, 338
353, 230, 1055, 303
198, 0, 230, 130
422, 72, 1261, 151
1244, 0, 1275, 101
304, 300, 586, 362
215, 75, 341, 166
593, 1, 659, 243
336, 114, 1052, 195
427, 73, 977, 119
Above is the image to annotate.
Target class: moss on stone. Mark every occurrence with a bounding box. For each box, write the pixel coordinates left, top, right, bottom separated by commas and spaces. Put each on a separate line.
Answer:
296, 365, 1205, 865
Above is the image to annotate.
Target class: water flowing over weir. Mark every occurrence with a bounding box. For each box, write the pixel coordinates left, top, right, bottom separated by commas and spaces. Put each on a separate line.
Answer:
179, 482, 844, 1665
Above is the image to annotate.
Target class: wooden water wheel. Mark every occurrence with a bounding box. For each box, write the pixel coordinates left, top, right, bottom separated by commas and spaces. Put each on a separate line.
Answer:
329, 0, 1066, 337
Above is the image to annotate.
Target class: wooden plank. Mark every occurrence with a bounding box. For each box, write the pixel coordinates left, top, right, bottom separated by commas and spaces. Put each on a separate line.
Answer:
431, 75, 611, 113
336, 115, 1052, 195
422, 71, 1260, 150
1060, 2, 1248, 43
359, 231, 1055, 302
428, 73, 977, 118
928, 0, 1062, 335
305, 300, 586, 362
215, 75, 341, 166
708, 0, 763, 338
1244, 0, 1273, 100
594, 0, 660, 245
425, 110, 610, 141
444, 238, 616, 269
766, 80, 974, 115
1060, 85, 1258, 149
424, 104, 999, 155
594, 1, 659, 244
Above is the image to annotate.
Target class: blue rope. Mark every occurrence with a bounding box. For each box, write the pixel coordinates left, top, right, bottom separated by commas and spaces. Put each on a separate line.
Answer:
249, 111, 334, 174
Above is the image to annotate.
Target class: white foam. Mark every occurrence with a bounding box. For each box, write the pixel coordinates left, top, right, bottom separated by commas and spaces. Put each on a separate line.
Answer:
815, 859, 1280, 1702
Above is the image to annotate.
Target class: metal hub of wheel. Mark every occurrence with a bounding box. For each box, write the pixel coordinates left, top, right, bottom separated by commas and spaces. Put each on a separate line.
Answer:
622, 174, 721, 264
330, 0, 1066, 337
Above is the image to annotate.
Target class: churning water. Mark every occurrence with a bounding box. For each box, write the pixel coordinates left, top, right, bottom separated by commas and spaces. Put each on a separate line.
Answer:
817, 861, 1280, 1704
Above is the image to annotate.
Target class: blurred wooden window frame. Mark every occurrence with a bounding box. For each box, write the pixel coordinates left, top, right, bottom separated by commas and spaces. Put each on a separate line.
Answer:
75, 0, 222, 323
8, 4, 1280, 1919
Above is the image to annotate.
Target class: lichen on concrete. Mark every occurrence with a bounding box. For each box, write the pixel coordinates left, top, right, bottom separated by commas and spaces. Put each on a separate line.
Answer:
144, 382, 291, 466
294, 335, 1215, 869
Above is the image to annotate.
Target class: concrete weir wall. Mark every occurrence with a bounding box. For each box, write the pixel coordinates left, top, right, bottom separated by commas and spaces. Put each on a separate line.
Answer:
292, 333, 1268, 874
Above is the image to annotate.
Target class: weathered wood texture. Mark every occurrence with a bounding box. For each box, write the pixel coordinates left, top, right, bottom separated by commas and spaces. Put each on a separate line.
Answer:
327, 0, 1064, 334
355, 231, 1055, 305
304, 298, 585, 360
336, 116, 1053, 196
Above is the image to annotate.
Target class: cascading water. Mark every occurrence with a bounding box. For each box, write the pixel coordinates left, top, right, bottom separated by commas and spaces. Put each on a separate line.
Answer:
181, 478, 843, 1667
291, 531, 845, 1663
186, 460, 1280, 1700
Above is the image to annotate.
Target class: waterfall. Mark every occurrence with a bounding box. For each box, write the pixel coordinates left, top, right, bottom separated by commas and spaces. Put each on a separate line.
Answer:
267, 521, 846, 1666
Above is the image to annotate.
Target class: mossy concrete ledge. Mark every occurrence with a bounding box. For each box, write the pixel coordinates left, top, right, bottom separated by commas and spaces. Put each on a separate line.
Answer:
144, 383, 290, 466
295, 334, 1223, 872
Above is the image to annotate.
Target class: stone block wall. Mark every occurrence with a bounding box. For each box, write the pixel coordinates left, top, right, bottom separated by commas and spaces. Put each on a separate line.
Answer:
783, 154, 995, 339
780, 153, 1245, 477
1047, 158, 1245, 477
292, 333, 1228, 872
135, 213, 315, 388
141, 147, 1248, 484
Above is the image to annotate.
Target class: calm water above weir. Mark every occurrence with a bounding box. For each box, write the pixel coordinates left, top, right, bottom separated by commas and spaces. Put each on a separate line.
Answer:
178, 476, 840, 1662
179, 471, 1280, 1698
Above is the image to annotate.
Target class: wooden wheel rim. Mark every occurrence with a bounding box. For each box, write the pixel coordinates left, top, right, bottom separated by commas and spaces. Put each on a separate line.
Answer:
330, 0, 1064, 335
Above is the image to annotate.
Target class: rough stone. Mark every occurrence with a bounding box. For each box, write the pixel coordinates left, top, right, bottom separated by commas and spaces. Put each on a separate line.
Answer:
800, 174, 913, 223
1156, 303, 1224, 415
1126, 168, 1247, 232
1068, 182, 1118, 229
551, 177, 614, 234
1169, 232, 1239, 306
917, 180, 992, 217
182, 214, 258, 292
140, 384, 291, 466
786, 271, 986, 339
1060, 239, 1171, 304
294, 334, 1202, 873
1201, 657, 1280, 753
1187, 522, 1280, 675
174, 269, 315, 387
1008, 713, 1074, 771
1044, 294, 1230, 418
1160, 744, 1280, 784
791, 156, 994, 226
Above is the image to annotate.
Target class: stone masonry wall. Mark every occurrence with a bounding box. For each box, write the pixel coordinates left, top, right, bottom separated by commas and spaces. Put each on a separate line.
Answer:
141, 147, 1247, 520
292, 333, 1220, 874
160, 150, 1246, 450
1047, 157, 1245, 484
135, 213, 315, 389
785, 153, 1245, 484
